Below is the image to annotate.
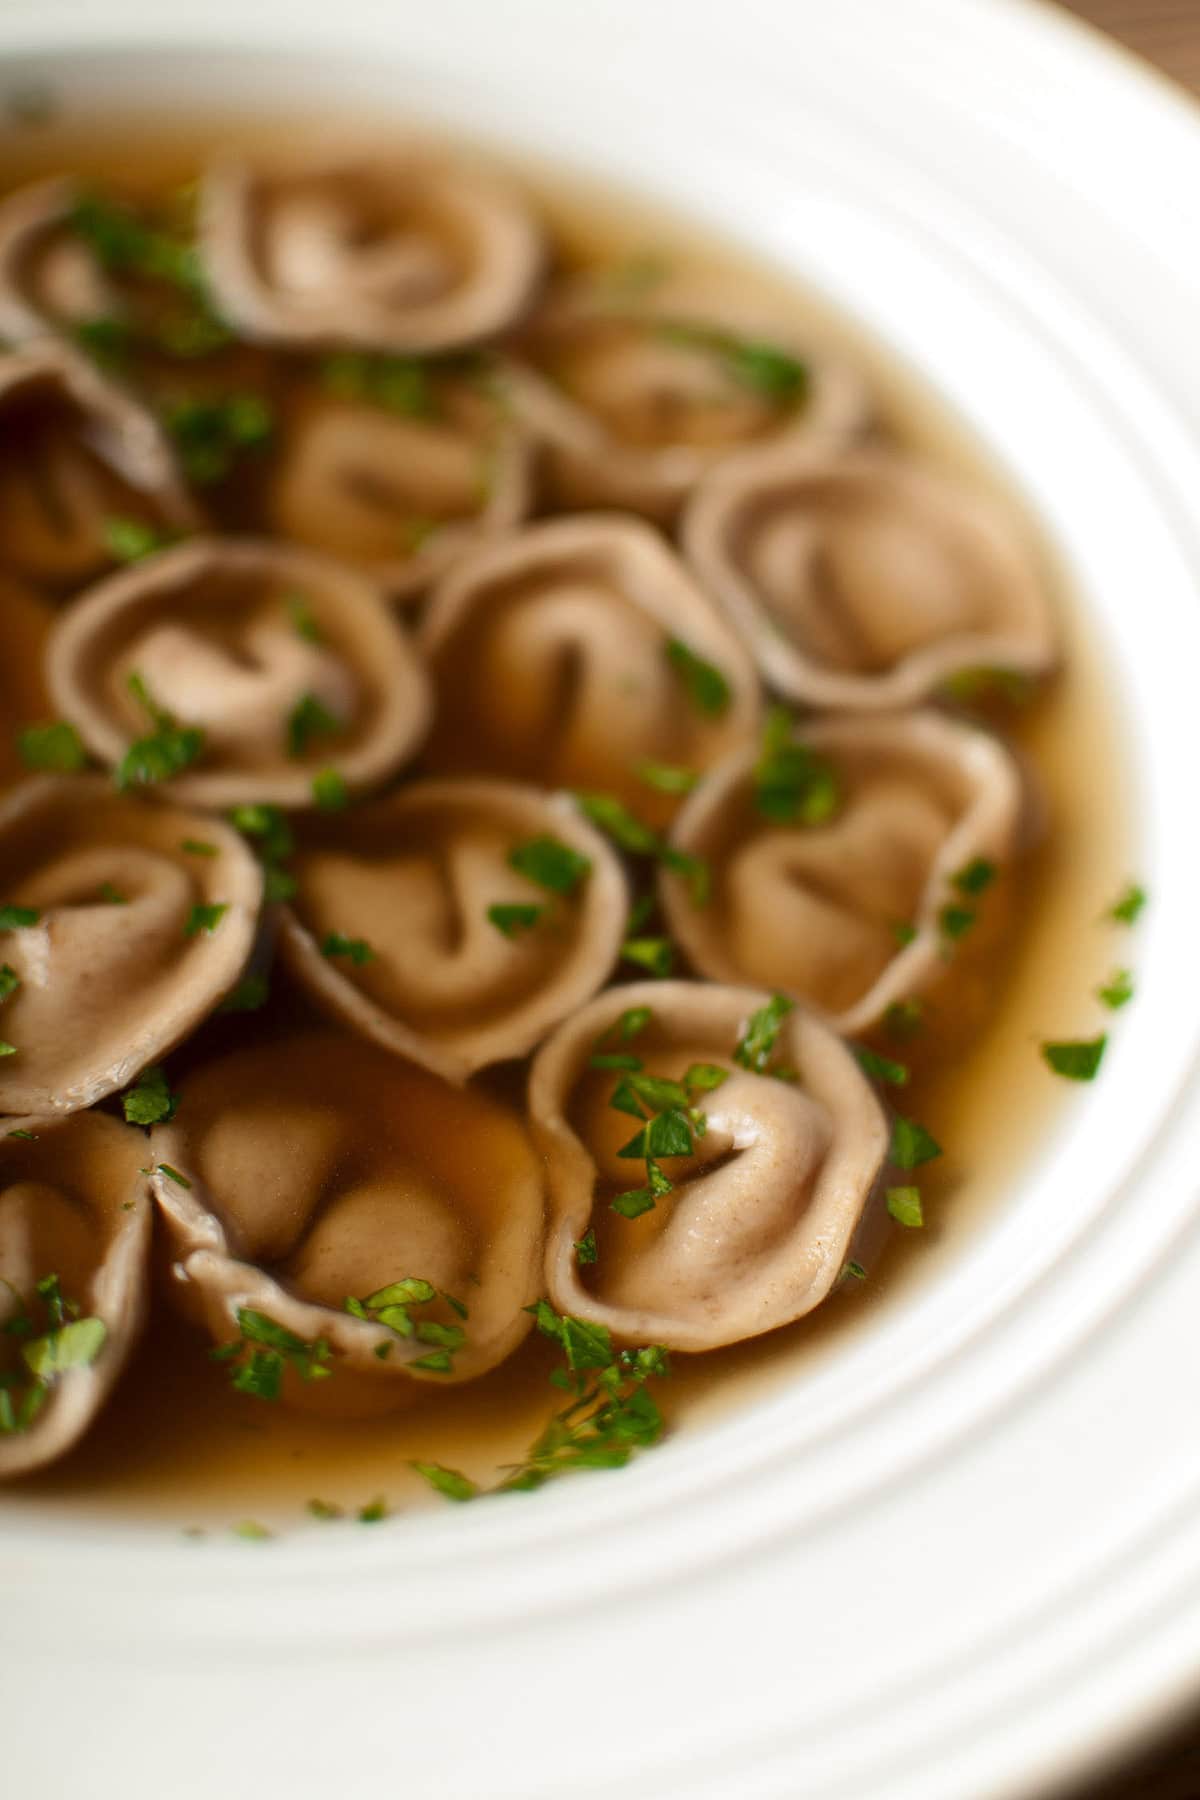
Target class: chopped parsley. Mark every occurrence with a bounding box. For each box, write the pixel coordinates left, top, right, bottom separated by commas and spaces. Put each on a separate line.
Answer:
952, 857, 997, 896
181, 838, 217, 857
620, 935, 674, 977
617, 1110, 694, 1161
1041, 1036, 1107, 1082
103, 516, 178, 563
306, 1498, 344, 1521
754, 706, 839, 826
117, 672, 203, 791
211, 1307, 333, 1400
308, 768, 347, 812
488, 902, 544, 938
595, 1006, 653, 1048
411, 1462, 477, 1503
163, 394, 273, 486
286, 692, 342, 760
288, 594, 323, 644
841, 1260, 868, 1283
892, 921, 919, 948
854, 1047, 909, 1087
634, 759, 700, 795
1097, 969, 1134, 1011
357, 1497, 389, 1523
320, 933, 376, 966
0, 1273, 106, 1437
17, 719, 87, 772
0, 965, 18, 1004
0, 905, 40, 931
97, 881, 127, 905
884, 998, 924, 1040
344, 1278, 468, 1370
322, 350, 434, 417
574, 792, 709, 904
1108, 883, 1146, 926
734, 993, 794, 1074
886, 1186, 924, 1228
155, 1163, 191, 1189
121, 1065, 178, 1126
219, 972, 270, 1014
890, 1116, 942, 1170
574, 1228, 598, 1266
0, 1042, 16, 1060
939, 904, 977, 942
183, 902, 228, 937
657, 321, 809, 404
232, 1520, 273, 1541
508, 835, 592, 896
612, 1160, 673, 1218
228, 803, 295, 900
664, 637, 731, 717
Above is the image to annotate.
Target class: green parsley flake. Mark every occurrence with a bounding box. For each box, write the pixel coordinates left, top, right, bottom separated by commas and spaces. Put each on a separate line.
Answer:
121, 1065, 178, 1126
841, 1261, 868, 1283
487, 902, 544, 938
103, 516, 175, 563
734, 993, 794, 1074
634, 759, 700, 795
682, 1063, 728, 1094
0, 905, 39, 931
754, 706, 839, 826
884, 998, 924, 1040
886, 1186, 924, 1228
288, 595, 323, 644
0, 964, 18, 1004
612, 1160, 673, 1219
21, 1315, 107, 1380
939, 904, 976, 942
1041, 1036, 1107, 1082
621, 936, 674, 977
508, 835, 592, 895
214, 1307, 333, 1401
97, 882, 127, 905
573, 792, 660, 856
590, 1051, 643, 1072
1097, 969, 1134, 1011
184, 902, 228, 937
156, 1164, 191, 1190
358, 1497, 389, 1523
321, 933, 376, 966
0, 1042, 16, 1059
164, 394, 273, 486
411, 1462, 478, 1503
598, 1006, 653, 1047
306, 1498, 343, 1520
1108, 883, 1147, 925
219, 973, 270, 1014
617, 1110, 694, 1161
890, 1115, 943, 1170
181, 838, 217, 857
574, 1228, 598, 1265
232, 1520, 273, 1541
286, 692, 342, 760
953, 857, 997, 896
664, 637, 731, 717
6, 1129, 36, 1141
311, 768, 348, 811
17, 720, 87, 772
322, 350, 434, 417
892, 921, 919, 948
854, 1046, 910, 1086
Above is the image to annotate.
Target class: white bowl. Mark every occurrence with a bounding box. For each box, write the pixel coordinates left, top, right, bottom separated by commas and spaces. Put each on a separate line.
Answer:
5, 3, 1200, 1796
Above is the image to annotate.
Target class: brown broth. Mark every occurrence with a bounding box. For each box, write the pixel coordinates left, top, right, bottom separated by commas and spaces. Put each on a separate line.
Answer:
0, 113, 1132, 1531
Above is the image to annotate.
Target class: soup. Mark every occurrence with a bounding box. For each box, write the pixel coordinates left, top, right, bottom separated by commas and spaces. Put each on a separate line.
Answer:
0, 119, 1134, 1532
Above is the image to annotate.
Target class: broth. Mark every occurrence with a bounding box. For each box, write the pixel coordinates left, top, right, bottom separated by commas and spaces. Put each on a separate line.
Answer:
0, 113, 1131, 1530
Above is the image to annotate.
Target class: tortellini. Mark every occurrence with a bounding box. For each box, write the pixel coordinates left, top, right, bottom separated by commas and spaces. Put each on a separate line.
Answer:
0, 340, 198, 595
278, 780, 627, 1081
47, 537, 431, 808
418, 514, 761, 823
0, 776, 262, 1115
151, 1033, 545, 1411
0, 1111, 152, 1476
200, 151, 545, 353
683, 444, 1057, 708
267, 356, 534, 603
531, 981, 888, 1351
508, 274, 870, 521
658, 711, 1025, 1035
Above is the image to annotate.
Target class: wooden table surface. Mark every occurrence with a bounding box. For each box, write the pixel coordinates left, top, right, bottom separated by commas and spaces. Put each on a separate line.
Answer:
1040, 7, 1200, 1796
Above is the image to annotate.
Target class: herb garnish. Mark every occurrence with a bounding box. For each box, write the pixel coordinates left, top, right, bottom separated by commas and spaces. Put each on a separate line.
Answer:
734, 993, 794, 1074
0, 965, 18, 1004
488, 903, 544, 938
212, 1307, 333, 1400
634, 759, 700, 795
183, 902, 228, 937
1108, 883, 1147, 926
288, 594, 323, 644
886, 1186, 924, 1228
884, 998, 924, 1040
507, 835, 592, 896
0, 1273, 107, 1437
321, 933, 376, 966
121, 1065, 179, 1126
219, 972, 270, 1014
306, 1498, 344, 1521
890, 1116, 943, 1170
228, 803, 295, 901
953, 857, 997, 897
155, 1163, 191, 1189
181, 838, 217, 857
411, 1463, 478, 1502
286, 692, 342, 760
620, 935, 674, 977
345, 1278, 468, 1373
854, 1047, 909, 1087
164, 394, 273, 486
103, 516, 178, 564
754, 706, 839, 825
664, 637, 731, 717
657, 321, 809, 404
0, 905, 38, 931
311, 768, 348, 812
321, 350, 434, 417
1097, 969, 1134, 1011
97, 881, 127, 905
1041, 1036, 1107, 1081
17, 719, 87, 772
575, 1228, 598, 1265
574, 792, 710, 905
117, 670, 204, 791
